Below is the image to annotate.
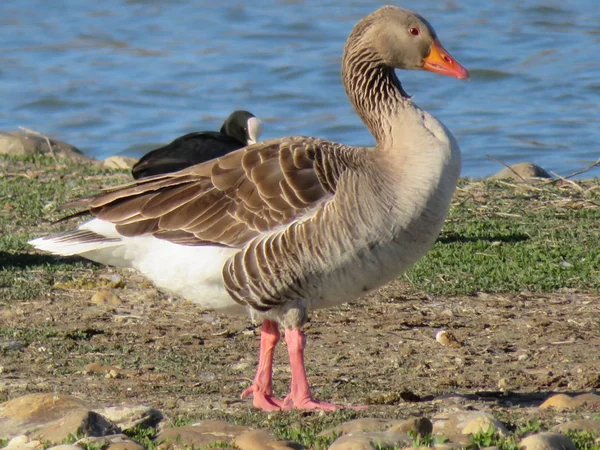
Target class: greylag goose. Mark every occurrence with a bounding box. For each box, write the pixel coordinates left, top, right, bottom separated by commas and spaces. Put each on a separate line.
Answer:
131, 110, 262, 179
30, 6, 468, 411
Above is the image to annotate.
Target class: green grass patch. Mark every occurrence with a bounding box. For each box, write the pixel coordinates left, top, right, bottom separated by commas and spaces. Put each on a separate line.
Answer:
407, 178, 600, 294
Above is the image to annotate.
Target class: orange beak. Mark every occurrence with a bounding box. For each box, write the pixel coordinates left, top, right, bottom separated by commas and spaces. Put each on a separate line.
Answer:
423, 39, 469, 80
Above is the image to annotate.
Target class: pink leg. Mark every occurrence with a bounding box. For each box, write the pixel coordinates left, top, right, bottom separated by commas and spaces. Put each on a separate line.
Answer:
241, 319, 285, 411
282, 328, 367, 411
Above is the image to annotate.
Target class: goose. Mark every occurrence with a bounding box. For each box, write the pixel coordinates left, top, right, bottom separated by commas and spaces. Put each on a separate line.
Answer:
30, 5, 468, 411
131, 110, 263, 179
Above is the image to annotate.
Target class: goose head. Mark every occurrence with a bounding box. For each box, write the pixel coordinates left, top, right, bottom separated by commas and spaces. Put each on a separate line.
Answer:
348, 6, 469, 80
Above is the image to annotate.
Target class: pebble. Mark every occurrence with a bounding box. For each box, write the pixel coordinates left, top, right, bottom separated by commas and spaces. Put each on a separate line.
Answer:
539, 392, 600, 411
519, 432, 575, 450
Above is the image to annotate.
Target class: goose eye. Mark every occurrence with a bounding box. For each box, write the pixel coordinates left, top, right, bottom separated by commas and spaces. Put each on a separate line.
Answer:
408, 27, 420, 36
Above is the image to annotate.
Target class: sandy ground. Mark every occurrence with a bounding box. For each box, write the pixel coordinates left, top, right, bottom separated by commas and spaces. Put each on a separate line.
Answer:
2, 262, 599, 423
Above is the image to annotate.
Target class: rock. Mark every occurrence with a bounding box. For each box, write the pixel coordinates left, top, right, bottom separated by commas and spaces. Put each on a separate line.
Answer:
387, 418, 433, 437
550, 420, 600, 433
90, 290, 122, 306
93, 406, 162, 432
519, 432, 575, 450
104, 156, 139, 170
432, 411, 508, 437
489, 162, 552, 181
234, 429, 305, 450
328, 432, 412, 450
0, 131, 91, 161
539, 393, 600, 411
0, 393, 91, 439
157, 420, 252, 448
36, 409, 119, 443
3, 435, 44, 450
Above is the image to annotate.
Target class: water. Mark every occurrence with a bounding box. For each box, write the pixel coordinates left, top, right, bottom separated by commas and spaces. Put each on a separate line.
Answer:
1, 0, 599, 178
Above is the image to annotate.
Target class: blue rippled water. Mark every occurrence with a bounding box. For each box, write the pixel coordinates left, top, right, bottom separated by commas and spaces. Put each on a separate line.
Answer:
1, 0, 599, 177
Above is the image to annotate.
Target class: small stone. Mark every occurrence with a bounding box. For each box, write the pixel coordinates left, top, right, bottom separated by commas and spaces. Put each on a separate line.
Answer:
234, 429, 305, 450
387, 418, 433, 437
91, 290, 122, 307
0, 340, 26, 351
105, 369, 121, 379
489, 162, 552, 181
104, 156, 139, 170
94, 406, 163, 431
435, 330, 462, 348
328, 432, 412, 450
550, 420, 600, 433
520, 432, 575, 450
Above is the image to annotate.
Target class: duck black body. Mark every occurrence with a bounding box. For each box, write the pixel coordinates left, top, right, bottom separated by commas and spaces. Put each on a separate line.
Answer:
131, 110, 262, 179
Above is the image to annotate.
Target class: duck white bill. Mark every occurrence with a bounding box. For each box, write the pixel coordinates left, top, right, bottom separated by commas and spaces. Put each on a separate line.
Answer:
246, 117, 263, 145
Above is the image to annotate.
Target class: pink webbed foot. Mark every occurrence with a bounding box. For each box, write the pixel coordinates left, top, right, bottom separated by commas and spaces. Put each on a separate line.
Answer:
282, 393, 368, 411
283, 328, 369, 412
241, 385, 285, 411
